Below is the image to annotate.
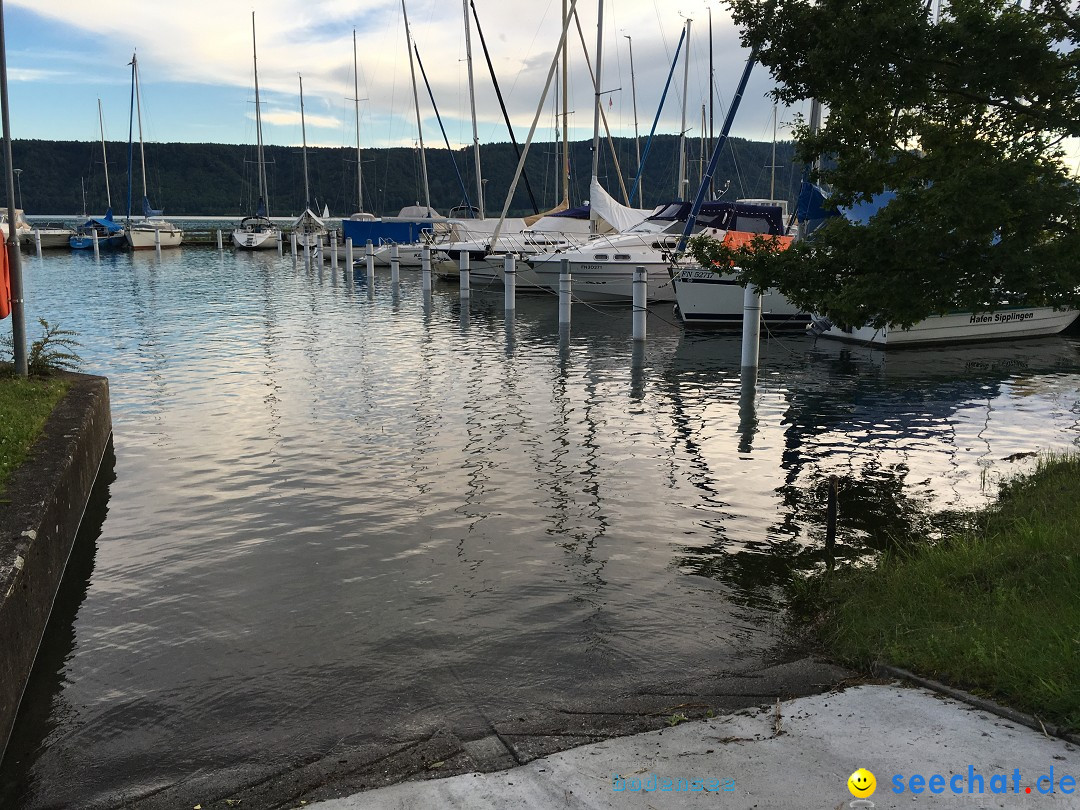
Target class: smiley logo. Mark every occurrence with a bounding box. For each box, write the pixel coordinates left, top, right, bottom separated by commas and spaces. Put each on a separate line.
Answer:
847, 768, 876, 798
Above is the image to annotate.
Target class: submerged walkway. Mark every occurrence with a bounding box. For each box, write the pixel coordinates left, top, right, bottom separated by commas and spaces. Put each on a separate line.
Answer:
309, 683, 1079, 808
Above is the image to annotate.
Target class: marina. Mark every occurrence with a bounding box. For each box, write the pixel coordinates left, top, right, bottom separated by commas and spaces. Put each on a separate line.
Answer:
1, 246, 1078, 806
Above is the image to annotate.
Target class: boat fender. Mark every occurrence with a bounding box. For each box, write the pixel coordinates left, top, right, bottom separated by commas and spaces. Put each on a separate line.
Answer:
0, 242, 10, 320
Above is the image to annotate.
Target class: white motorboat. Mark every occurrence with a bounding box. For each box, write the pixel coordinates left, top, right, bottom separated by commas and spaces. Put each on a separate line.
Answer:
809, 307, 1080, 346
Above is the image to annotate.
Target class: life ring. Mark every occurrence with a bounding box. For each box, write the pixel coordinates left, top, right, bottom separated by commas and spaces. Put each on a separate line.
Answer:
0, 242, 10, 320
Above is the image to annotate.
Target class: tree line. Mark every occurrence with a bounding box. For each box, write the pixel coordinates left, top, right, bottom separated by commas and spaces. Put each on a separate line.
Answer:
4, 135, 801, 219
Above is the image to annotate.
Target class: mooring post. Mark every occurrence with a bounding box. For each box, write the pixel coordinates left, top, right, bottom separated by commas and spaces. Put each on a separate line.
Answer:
503, 253, 516, 312
277, 230, 283, 255
291, 232, 298, 269
303, 236, 311, 271
459, 250, 471, 297
421, 245, 432, 291
390, 243, 400, 284
345, 236, 353, 271
825, 475, 838, 571
33, 229, 41, 258
365, 239, 374, 284
632, 265, 647, 341
154, 226, 161, 258
740, 283, 762, 369
558, 258, 572, 325
91, 227, 99, 259
216, 228, 223, 250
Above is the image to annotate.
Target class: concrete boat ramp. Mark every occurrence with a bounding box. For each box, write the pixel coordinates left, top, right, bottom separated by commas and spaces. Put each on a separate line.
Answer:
309, 683, 1079, 809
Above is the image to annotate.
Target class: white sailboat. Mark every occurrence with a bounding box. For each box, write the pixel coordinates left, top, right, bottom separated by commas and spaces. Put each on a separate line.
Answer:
233, 13, 281, 251
125, 52, 183, 250
292, 74, 329, 249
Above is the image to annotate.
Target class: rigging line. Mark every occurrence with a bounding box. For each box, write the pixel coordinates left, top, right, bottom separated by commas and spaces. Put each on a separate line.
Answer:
470, 0, 541, 214
413, 41, 474, 211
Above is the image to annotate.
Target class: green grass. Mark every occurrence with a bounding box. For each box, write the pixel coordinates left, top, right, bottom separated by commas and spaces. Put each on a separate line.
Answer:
795, 455, 1080, 731
0, 375, 69, 497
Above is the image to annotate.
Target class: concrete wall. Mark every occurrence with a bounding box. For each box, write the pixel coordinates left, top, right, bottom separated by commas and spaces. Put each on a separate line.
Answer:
0, 373, 112, 764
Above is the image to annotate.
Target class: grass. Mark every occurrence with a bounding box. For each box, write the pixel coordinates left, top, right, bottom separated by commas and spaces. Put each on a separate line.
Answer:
794, 454, 1080, 731
0, 374, 69, 497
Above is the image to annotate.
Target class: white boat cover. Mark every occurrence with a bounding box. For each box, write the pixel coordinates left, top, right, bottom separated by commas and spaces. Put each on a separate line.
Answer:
589, 178, 651, 233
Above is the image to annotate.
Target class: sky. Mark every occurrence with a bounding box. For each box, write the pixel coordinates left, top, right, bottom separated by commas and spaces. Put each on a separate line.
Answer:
3, 0, 807, 154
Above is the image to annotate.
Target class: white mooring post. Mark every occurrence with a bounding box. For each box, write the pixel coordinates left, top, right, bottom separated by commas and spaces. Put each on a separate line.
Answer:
91, 228, 100, 259
503, 253, 516, 312
459, 250, 470, 297
558, 258, 572, 325
632, 265, 647, 341
33, 229, 41, 258
277, 230, 283, 255
740, 284, 762, 368
421, 245, 432, 291
291, 232, 298, 269
365, 240, 375, 283
390, 243, 400, 284
317, 235, 325, 264
303, 237, 311, 271
331, 231, 339, 270
154, 226, 161, 258
345, 237, 353, 271
216, 229, 223, 250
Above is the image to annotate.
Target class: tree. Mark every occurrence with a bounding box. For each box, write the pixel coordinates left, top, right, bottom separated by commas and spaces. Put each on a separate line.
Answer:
691, 0, 1080, 329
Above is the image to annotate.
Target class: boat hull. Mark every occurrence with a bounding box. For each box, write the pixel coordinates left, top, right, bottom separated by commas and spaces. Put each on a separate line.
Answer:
672, 268, 809, 328
528, 254, 677, 302
70, 234, 126, 250
816, 307, 1080, 346
126, 223, 183, 250
232, 229, 280, 250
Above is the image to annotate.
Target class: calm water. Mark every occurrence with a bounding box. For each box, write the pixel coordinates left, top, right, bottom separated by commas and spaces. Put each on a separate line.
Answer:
3, 247, 1079, 807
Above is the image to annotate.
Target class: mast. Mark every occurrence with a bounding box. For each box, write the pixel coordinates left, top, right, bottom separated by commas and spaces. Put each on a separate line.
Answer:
299, 74, 311, 210
770, 102, 777, 200
133, 53, 149, 203
677, 18, 691, 200
463, 0, 484, 218
402, 0, 431, 212
353, 29, 363, 213
589, 0, 604, 233
625, 34, 641, 203
97, 98, 112, 209
561, 0, 569, 206
708, 8, 714, 198
126, 53, 135, 221
253, 13, 268, 215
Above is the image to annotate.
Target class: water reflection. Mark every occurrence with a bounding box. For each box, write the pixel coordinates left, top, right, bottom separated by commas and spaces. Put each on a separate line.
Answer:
3, 251, 1078, 807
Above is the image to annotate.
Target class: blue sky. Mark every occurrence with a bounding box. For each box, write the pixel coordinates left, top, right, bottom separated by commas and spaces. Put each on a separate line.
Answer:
4, 0, 803, 152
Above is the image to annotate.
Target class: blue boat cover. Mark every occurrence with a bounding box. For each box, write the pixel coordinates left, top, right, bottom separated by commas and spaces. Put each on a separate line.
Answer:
143, 196, 164, 217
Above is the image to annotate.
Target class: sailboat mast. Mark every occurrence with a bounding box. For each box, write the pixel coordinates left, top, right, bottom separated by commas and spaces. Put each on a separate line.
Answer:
677, 18, 691, 200
589, 0, 603, 191
770, 102, 777, 200
133, 54, 149, 200
353, 29, 363, 213
126, 53, 135, 221
561, 0, 569, 206
97, 98, 112, 209
300, 74, 311, 210
402, 0, 431, 212
624, 35, 641, 202
463, 0, 484, 218
253, 12, 268, 215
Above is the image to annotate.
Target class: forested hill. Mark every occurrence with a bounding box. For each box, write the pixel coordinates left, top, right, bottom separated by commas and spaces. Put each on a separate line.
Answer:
7, 135, 801, 218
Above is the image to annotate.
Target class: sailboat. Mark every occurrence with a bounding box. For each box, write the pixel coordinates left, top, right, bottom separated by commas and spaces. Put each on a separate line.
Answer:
291, 74, 329, 249
71, 99, 126, 249
233, 13, 281, 251
125, 52, 183, 250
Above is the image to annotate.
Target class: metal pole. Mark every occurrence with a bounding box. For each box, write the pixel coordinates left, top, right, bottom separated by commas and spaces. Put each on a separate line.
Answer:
677, 18, 692, 200
92, 226, 100, 259
625, 35, 641, 203
421, 244, 432, 291
459, 250, 470, 297
632, 265, 646, 341
1, 3, 27, 379
365, 239, 374, 283
216, 228, 223, 250
33, 228, 41, 258
331, 231, 339, 270
277, 229, 283, 255
558, 258, 571, 324
740, 283, 761, 368
291, 231, 298, 269
503, 253, 516, 311
303, 237, 311, 271
154, 224, 161, 258
345, 236, 354, 272
390, 243, 400, 283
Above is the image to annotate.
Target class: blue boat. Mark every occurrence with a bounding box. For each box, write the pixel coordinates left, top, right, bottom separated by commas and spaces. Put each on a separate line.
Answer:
70, 208, 126, 250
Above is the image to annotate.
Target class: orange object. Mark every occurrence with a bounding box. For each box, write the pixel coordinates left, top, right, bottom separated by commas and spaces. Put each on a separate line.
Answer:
721, 230, 794, 251
0, 243, 10, 320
